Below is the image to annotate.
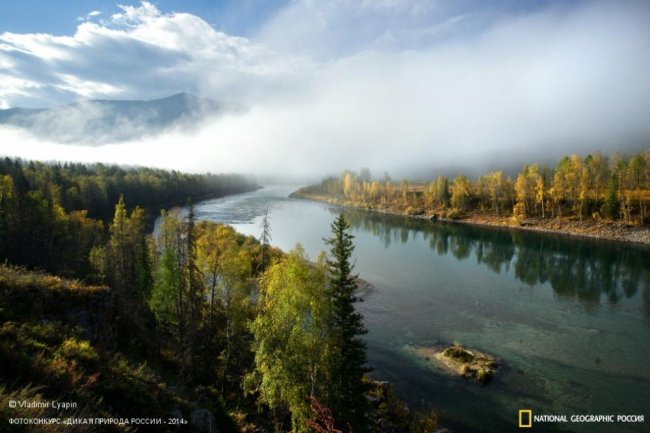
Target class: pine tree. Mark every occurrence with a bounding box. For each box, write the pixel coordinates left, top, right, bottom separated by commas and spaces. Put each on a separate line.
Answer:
108, 195, 129, 295
324, 214, 370, 433
106, 195, 153, 348
259, 207, 272, 273
185, 198, 203, 375
0, 175, 17, 261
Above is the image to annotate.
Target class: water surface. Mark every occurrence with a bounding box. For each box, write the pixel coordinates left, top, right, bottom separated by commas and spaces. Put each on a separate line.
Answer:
178, 185, 650, 432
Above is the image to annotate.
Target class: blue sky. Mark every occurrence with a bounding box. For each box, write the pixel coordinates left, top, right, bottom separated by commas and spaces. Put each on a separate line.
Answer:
0, 0, 288, 36
0, 0, 598, 108
0, 0, 582, 41
0, 1, 649, 176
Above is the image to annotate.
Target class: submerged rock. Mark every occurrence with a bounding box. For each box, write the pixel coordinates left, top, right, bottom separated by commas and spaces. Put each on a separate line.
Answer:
417, 343, 501, 385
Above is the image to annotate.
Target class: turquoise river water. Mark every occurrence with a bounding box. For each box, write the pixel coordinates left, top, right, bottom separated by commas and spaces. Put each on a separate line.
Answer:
173, 185, 650, 432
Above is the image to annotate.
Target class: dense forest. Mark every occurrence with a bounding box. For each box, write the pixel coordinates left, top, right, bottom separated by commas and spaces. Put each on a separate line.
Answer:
0, 158, 257, 276
300, 150, 650, 226
0, 160, 436, 433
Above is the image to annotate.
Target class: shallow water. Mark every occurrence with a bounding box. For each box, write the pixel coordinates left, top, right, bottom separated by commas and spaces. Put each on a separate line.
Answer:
170, 185, 650, 432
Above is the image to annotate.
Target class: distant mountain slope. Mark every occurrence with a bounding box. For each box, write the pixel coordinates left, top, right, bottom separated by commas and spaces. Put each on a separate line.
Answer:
0, 93, 220, 144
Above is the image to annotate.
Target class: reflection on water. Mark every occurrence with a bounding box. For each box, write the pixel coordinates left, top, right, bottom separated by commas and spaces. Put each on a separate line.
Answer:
340, 208, 650, 314
186, 186, 650, 433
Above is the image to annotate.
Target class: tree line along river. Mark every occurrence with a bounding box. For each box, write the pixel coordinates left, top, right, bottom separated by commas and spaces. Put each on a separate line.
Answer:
167, 185, 650, 433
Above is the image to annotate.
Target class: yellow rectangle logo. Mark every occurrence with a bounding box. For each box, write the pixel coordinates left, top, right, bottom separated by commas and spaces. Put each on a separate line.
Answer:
519, 409, 532, 428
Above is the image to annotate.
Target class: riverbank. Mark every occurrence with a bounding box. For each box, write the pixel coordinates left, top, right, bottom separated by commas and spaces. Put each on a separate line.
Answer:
291, 191, 650, 246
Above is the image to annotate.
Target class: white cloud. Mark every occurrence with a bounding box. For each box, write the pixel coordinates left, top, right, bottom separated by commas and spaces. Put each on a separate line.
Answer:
56, 73, 122, 97
78, 10, 102, 21
1, 0, 650, 177
0, 1, 304, 108
255, 0, 475, 59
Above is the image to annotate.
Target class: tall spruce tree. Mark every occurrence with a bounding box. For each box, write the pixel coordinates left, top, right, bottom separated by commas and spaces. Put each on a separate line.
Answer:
104, 195, 153, 348
324, 214, 370, 433
185, 198, 203, 375
258, 207, 272, 273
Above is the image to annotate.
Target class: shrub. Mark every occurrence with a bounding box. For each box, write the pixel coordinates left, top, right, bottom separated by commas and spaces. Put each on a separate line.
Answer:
59, 338, 99, 364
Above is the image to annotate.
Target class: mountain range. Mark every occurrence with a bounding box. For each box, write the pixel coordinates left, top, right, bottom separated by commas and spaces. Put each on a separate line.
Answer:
0, 93, 220, 144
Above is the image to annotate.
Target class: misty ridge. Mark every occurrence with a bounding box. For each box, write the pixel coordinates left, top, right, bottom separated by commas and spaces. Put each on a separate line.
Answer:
0, 1, 649, 179
0, 93, 223, 144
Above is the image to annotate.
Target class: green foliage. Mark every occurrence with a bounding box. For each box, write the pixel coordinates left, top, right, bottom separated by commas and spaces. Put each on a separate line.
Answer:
0, 264, 240, 433
0, 157, 257, 276
151, 208, 194, 373
105, 197, 152, 301
247, 245, 330, 432
442, 344, 474, 363
606, 175, 620, 220
450, 175, 471, 212
368, 382, 438, 433
210, 230, 254, 393
59, 338, 100, 364
301, 149, 650, 225
151, 215, 272, 403
150, 210, 183, 327
325, 215, 370, 433
0, 160, 401, 433
151, 249, 182, 326
99, 196, 155, 350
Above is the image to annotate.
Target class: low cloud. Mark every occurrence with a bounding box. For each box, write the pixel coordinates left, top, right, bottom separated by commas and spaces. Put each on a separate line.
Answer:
1, 0, 649, 178
0, 93, 223, 144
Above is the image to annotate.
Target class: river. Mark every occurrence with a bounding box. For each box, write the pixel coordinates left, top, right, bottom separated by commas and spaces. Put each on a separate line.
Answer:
170, 185, 650, 432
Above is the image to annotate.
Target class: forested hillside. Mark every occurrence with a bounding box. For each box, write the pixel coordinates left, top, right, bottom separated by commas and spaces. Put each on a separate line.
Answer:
297, 150, 650, 228
0, 158, 257, 276
0, 218, 273, 433
0, 160, 435, 433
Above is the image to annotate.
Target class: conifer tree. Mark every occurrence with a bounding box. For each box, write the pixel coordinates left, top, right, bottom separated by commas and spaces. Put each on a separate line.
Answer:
185, 198, 203, 374
105, 195, 153, 347
109, 195, 129, 294
259, 207, 272, 273
324, 214, 370, 433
